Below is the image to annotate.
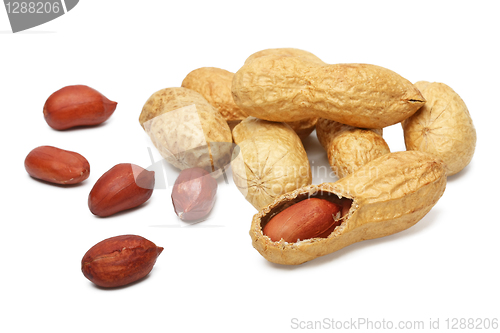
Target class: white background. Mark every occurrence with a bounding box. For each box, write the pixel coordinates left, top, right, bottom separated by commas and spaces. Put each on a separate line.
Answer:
1, 1, 499, 332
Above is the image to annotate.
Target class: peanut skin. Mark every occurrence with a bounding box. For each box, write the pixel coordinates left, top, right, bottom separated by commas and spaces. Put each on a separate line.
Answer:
43, 85, 117, 130
81, 235, 163, 288
263, 198, 342, 242
171, 167, 218, 221
24, 145, 90, 185
88, 163, 154, 217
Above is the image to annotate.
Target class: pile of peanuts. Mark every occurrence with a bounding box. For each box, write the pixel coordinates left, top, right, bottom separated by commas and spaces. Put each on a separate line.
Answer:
25, 48, 476, 285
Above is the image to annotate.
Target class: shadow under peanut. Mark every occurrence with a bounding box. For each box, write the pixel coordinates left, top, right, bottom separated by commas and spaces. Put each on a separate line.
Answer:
149, 196, 224, 228
88, 271, 154, 291
265, 208, 442, 270
45, 120, 112, 132
27, 174, 89, 188
89, 199, 153, 219
447, 162, 473, 182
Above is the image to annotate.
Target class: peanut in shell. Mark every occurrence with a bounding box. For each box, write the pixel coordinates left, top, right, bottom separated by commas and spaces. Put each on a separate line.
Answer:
243, 48, 323, 138
286, 117, 319, 141
316, 118, 390, 178
182, 66, 318, 139
244, 47, 325, 65
250, 151, 447, 265
181, 67, 248, 123
232, 53, 425, 128
402, 81, 476, 176
139, 87, 232, 174
231, 117, 312, 210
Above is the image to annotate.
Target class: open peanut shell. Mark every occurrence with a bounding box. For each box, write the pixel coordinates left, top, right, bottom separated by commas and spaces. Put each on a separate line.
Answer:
250, 151, 447, 265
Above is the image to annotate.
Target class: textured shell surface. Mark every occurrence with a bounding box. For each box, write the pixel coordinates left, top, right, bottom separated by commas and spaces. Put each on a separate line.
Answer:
242, 48, 323, 139
250, 151, 447, 265
140, 87, 232, 172
139, 87, 210, 127
182, 66, 317, 140
232, 55, 425, 128
316, 119, 388, 178
285, 117, 319, 140
244, 48, 326, 65
316, 118, 383, 150
181, 67, 249, 122
231, 117, 311, 210
329, 129, 390, 178
402, 81, 476, 176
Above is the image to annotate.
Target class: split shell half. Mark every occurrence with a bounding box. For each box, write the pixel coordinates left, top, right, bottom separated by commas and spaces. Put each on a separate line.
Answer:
250, 151, 447, 265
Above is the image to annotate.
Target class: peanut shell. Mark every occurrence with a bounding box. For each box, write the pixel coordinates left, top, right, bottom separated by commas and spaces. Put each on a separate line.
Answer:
182, 66, 318, 140
286, 117, 319, 140
402, 81, 476, 176
231, 117, 312, 210
316, 119, 389, 178
244, 48, 325, 65
232, 54, 425, 128
250, 151, 447, 265
139, 87, 232, 174
243, 48, 323, 139
181, 67, 249, 122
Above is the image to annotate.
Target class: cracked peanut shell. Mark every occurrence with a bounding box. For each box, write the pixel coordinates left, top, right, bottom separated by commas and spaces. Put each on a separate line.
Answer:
402, 81, 476, 176
250, 151, 447, 265
231, 117, 312, 210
